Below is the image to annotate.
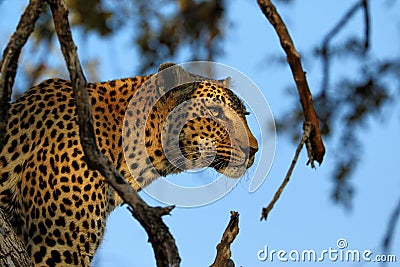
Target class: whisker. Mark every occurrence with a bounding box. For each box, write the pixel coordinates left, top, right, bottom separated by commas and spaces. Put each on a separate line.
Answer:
212, 157, 229, 169
162, 146, 217, 157
159, 157, 215, 173
162, 144, 218, 151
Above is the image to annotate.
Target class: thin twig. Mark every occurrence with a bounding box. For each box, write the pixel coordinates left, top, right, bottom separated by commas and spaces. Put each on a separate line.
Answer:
210, 211, 240, 267
361, 0, 370, 51
46, 1, 180, 265
381, 193, 400, 267
321, 1, 365, 49
261, 123, 313, 221
257, 0, 325, 165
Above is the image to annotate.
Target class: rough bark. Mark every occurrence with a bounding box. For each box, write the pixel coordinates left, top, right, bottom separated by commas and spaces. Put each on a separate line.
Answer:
210, 211, 240, 267
0, 209, 33, 267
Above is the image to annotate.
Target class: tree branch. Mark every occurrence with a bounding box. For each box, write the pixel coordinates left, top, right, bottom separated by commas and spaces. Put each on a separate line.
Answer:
257, 0, 325, 165
46, 0, 180, 265
0, 209, 33, 267
0, 0, 43, 150
210, 211, 240, 267
0, 1, 43, 266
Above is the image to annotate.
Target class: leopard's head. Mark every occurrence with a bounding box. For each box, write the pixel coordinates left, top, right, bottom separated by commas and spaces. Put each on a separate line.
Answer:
151, 64, 258, 179
123, 63, 258, 189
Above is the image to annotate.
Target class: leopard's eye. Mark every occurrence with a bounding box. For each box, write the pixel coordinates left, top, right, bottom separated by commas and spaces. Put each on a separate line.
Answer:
209, 106, 223, 119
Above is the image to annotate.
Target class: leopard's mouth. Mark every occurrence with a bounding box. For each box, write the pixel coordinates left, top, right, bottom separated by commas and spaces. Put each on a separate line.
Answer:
210, 151, 256, 178
175, 144, 257, 177
210, 147, 257, 178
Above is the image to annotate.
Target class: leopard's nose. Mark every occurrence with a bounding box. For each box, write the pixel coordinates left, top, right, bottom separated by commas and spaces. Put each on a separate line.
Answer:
249, 146, 258, 157
239, 144, 258, 157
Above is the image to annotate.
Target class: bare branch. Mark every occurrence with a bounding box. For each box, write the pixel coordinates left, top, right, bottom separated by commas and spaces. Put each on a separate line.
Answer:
257, 0, 325, 165
0, 1, 43, 265
0, 0, 43, 150
46, 0, 180, 265
210, 211, 240, 267
261, 122, 313, 221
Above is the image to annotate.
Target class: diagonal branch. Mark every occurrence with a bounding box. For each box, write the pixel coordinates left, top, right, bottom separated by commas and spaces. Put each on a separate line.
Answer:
0, 1, 44, 265
257, 0, 325, 165
382, 193, 400, 262
0, 0, 43, 150
46, 0, 180, 265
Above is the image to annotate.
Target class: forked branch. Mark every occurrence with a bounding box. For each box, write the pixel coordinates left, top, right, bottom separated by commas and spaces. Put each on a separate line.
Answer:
257, 0, 325, 221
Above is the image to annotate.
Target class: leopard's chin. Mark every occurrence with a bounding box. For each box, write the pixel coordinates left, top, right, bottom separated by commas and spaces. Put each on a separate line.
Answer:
214, 165, 246, 178
246, 154, 256, 168
210, 159, 247, 178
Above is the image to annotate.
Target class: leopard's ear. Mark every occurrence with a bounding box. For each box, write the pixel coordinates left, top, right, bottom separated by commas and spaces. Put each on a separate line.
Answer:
157, 63, 231, 88
158, 62, 176, 72
156, 62, 195, 93
220, 77, 231, 88
157, 62, 188, 79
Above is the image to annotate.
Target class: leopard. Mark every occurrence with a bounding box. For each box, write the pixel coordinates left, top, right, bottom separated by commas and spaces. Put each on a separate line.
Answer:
0, 63, 258, 266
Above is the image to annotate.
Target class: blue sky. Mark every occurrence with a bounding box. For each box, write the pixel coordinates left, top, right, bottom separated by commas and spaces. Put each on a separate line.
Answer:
1, 1, 400, 266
